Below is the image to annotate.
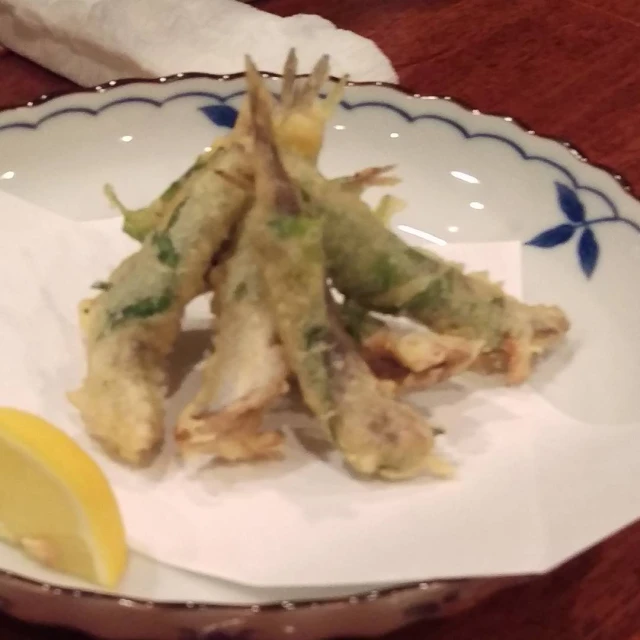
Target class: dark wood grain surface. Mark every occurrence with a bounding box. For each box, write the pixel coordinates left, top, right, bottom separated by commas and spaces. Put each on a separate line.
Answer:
0, 0, 639, 638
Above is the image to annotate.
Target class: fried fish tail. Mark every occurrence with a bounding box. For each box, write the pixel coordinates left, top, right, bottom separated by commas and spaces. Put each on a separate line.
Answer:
275, 51, 347, 162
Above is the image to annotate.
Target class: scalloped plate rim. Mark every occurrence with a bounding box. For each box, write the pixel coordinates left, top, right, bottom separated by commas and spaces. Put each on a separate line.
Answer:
0, 70, 634, 618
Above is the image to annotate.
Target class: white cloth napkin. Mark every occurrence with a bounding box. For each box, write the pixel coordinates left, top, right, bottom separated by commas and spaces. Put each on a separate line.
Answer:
0, 0, 398, 87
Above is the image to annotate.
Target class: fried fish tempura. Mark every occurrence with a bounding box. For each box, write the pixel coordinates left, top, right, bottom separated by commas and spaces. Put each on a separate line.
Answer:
175, 217, 288, 462
173, 52, 348, 462
246, 58, 437, 480
70, 146, 251, 464
71, 50, 570, 482
282, 158, 570, 385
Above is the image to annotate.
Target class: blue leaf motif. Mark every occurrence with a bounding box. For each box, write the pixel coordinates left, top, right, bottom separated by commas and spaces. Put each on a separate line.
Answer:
577, 227, 599, 278
526, 224, 575, 248
555, 182, 585, 223
200, 104, 239, 128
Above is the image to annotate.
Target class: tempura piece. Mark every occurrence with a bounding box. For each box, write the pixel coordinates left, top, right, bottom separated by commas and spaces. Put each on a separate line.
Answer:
105, 149, 211, 242
175, 213, 288, 462
275, 51, 346, 162
69, 145, 251, 464
247, 59, 437, 480
325, 306, 440, 479
110, 50, 346, 243
68, 50, 574, 486
105, 83, 256, 242
364, 329, 483, 392
341, 301, 483, 392
104, 126, 251, 242
283, 159, 570, 384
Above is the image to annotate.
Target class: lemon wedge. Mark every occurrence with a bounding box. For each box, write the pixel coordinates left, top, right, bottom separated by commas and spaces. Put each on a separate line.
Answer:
0, 408, 127, 587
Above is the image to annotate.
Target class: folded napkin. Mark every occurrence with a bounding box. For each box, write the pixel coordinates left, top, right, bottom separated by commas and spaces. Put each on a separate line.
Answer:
0, 0, 397, 87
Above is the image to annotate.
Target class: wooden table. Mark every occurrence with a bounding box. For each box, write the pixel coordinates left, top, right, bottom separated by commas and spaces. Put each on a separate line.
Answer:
0, 0, 639, 638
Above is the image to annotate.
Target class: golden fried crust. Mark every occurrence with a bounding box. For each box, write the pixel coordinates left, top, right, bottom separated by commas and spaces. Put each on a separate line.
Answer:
176, 374, 288, 461
473, 303, 570, 385
361, 328, 484, 393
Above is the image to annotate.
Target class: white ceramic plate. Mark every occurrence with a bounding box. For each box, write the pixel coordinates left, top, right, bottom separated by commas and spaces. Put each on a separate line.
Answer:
0, 73, 638, 640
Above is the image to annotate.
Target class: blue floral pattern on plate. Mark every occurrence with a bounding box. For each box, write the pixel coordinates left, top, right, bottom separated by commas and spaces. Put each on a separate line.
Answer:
200, 104, 239, 129
526, 181, 640, 278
